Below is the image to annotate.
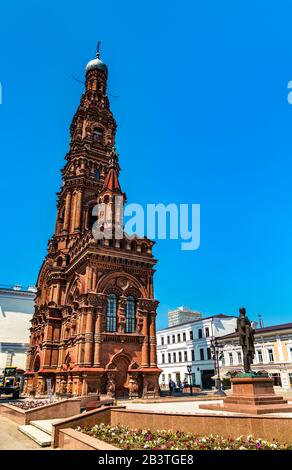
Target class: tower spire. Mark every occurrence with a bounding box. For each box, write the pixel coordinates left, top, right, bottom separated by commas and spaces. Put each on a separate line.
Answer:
102, 147, 123, 193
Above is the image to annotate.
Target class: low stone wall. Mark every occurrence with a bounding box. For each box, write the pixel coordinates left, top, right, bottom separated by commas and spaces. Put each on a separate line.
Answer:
52, 406, 117, 448
1, 398, 81, 425
0, 404, 26, 424
0, 395, 113, 426
58, 428, 118, 450
111, 408, 292, 445
54, 406, 292, 449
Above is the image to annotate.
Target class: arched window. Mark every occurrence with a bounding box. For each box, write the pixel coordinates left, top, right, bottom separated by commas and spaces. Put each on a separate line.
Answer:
106, 294, 117, 332
56, 256, 63, 267
126, 296, 136, 333
92, 127, 103, 143
33, 355, 40, 372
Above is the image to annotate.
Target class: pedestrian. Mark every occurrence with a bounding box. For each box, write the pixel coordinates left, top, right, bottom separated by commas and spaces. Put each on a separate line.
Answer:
168, 379, 173, 396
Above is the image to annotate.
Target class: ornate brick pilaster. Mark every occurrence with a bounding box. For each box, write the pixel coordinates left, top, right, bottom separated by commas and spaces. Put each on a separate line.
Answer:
94, 294, 107, 367
117, 296, 127, 333
83, 306, 95, 366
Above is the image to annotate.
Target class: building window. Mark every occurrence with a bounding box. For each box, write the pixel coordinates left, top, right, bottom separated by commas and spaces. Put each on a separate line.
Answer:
229, 353, 233, 365
173, 353, 176, 363
179, 352, 182, 362
207, 348, 211, 360
205, 327, 210, 338
289, 373, 292, 386
190, 331, 193, 340
167, 336, 170, 344
168, 353, 171, 363
183, 332, 186, 341
257, 349, 263, 363
125, 296, 135, 333
237, 351, 242, 364
177, 334, 181, 343
191, 350, 195, 361
198, 329, 203, 339
95, 169, 100, 180
161, 337, 164, 346
172, 334, 175, 343
106, 294, 117, 332
92, 127, 103, 143
161, 374, 165, 382
200, 348, 205, 361
162, 353, 165, 364
184, 351, 188, 361
221, 355, 225, 366
268, 349, 274, 363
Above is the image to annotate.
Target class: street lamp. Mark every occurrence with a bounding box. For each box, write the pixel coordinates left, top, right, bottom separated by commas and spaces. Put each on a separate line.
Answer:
187, 364, 193, 396
210, 338, 226, 396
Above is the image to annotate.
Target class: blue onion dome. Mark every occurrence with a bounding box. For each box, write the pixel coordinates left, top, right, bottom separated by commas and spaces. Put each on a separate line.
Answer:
86, 41, 107, 73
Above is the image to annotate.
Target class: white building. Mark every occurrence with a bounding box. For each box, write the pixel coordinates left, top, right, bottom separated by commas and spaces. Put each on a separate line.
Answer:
217, 322, 292, 389
157, 314, 237, 389
168, 306, 201, 327
0, 285, 35, 371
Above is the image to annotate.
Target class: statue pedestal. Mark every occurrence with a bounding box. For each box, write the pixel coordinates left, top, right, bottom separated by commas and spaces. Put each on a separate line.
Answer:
199, 376, 292, 415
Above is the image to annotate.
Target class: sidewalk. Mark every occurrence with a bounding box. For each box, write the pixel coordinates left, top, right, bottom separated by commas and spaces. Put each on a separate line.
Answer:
0, 416, 52, 450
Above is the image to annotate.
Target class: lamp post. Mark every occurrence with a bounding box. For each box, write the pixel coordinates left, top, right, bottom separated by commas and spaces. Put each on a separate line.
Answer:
187, 364, 193, 396
210, 338, 226, 396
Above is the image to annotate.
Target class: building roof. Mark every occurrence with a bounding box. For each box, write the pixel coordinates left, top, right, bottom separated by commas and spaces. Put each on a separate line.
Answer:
102, 166, 122, 192
217, 322, 292, 341
0, 287, 35, 314
86, 43, 108, 74
157, 314, 236, 333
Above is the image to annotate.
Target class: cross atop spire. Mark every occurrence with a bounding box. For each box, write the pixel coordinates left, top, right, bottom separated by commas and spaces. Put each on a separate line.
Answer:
96, 41, 101, 59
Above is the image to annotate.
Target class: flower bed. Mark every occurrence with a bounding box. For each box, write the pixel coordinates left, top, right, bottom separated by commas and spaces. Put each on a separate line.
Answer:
8, 400, 54, 410
78, 423, 292, 450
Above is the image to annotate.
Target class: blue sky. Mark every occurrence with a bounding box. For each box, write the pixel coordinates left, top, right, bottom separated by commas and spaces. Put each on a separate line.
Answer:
1, 1, 292, 329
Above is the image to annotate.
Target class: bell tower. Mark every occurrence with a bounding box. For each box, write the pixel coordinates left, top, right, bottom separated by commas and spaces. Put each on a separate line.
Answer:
24, 46, 161, 398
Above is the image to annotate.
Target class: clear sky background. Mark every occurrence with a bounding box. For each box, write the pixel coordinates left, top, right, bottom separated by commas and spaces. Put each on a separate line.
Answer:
1, 1, 292, 330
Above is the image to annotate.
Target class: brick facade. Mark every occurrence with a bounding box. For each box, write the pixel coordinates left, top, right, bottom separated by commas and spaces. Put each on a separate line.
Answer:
24, 48, 160, 398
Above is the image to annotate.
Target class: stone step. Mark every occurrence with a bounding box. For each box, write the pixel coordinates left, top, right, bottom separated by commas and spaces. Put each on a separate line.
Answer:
30, 419, 62, 435
225, 395, 287, 405
18, 424, 51, 447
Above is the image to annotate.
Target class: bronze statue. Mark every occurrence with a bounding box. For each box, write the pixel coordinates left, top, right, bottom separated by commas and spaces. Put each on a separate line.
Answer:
237, 307, 255, 373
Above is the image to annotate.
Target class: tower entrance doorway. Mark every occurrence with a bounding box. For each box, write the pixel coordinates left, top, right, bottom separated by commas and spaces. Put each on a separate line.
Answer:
114, 356, 130, 398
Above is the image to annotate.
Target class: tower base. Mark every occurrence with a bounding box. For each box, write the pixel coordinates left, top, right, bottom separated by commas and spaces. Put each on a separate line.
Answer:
24, 367, 161, 399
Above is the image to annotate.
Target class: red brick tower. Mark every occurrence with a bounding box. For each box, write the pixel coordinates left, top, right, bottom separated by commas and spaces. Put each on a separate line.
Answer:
24, 46, 161, 398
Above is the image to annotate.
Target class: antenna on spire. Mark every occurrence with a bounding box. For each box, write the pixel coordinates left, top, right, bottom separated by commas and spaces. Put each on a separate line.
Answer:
96, 41, 101, 58
258, 314, 264, 328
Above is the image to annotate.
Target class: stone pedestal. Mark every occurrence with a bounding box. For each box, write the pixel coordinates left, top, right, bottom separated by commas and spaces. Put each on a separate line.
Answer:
199, 376, 292, 415
141, 368, 161, 398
